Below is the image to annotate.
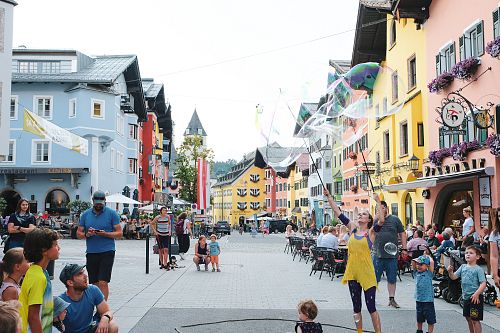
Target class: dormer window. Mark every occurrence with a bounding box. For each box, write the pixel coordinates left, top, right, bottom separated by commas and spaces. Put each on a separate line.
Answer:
18, 61, 38, 74
197, 128, 203, 135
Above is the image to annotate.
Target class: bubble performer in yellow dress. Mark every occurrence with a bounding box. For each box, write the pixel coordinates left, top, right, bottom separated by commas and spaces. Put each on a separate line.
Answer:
324, 188, 383, 333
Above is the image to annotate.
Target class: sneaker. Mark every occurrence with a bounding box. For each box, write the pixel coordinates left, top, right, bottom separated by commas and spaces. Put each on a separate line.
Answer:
388, 298, 400, 308
179, 253, 185, 260
196, 264, 200, 271
212, 267, 216, 272
217, 268, 221, 272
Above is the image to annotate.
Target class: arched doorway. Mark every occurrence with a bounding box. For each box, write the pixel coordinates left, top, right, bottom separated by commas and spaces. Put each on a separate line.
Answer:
433, 182, 473, 230
45, 189, 70, 215
405, 194, 413, 227
0, 189, 21, 217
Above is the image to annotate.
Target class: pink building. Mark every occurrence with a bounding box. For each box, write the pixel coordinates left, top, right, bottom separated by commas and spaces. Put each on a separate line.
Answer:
424, 0, 500, 231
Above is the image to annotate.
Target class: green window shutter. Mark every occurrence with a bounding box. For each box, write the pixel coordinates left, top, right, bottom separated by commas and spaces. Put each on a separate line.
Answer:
450, 42, 456, 67
435, 54, 440, 76
494, 9, 499, 38
459, 36, 465, 61
477, 20, 484, 56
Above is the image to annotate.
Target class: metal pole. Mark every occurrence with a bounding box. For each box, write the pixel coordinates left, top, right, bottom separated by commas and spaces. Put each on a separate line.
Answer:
145, 230, 150, 274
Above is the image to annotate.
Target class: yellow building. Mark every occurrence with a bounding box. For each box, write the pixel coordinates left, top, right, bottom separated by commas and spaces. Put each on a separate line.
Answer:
291, 155, 310, 227
361, 5, 428, 226
212, 150, 266, 227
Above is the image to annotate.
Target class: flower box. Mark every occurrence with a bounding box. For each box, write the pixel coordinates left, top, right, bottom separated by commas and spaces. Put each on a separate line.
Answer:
451, 57, 480, 80
350, 185, 358, 193
486, 134, 500, 156
486, 36, 500, 58
348, 151, 357, 160
427, 72, 454, 93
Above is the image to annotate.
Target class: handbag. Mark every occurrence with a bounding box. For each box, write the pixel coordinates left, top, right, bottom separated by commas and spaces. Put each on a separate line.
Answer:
153, 239, 159, 254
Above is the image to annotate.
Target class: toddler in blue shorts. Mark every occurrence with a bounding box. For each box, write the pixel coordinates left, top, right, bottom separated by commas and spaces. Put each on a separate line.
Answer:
413, 255, 436, 333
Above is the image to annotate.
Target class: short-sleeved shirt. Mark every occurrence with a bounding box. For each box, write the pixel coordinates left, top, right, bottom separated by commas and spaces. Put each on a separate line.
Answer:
462, 218, 474, 237
19, 265, 53, 333
454, 264, 486, 300
407, 237, 428, 256
60, 285, 104, 333
319, 234, 339, 250
79, 207, 120, 253
8, 213, 36, 242
209, 241, 220, 256
373, 215, 404, 259
156, 216, 170, 235
489, 231, 500, 269
427, 237, 440, 248
415, 269, 434, 302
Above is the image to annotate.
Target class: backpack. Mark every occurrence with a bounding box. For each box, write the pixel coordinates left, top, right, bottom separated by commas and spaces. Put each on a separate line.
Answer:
175, 219, 185, 236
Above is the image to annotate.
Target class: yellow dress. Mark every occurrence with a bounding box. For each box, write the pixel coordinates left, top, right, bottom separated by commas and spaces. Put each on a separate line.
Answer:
341, 231, 377, 291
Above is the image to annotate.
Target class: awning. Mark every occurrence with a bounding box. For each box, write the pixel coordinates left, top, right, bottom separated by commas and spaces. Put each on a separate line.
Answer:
382, 167, 494, 192
292, 207, 302, 213
245, 211, 270, 219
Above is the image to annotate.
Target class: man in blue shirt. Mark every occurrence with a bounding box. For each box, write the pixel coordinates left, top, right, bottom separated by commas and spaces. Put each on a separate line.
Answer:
59, 264, 118, 333
77, 190, 121, 300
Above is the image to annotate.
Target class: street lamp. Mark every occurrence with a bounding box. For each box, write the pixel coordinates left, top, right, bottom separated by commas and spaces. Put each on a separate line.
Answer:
408, 155, 420, 173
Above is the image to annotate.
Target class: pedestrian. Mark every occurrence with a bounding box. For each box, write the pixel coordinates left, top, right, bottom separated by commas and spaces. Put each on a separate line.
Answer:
251, 223, 257, 238
151, 207, 172, 270
193, 235, 211, 271
239, 219, 244, 235
462, 206, 476, 242
0, 247, 29, 301
58, 264, 118, 333
19, 228, 60, 333
52, 296, 70, 333
209, 234, 221, 272
324, 188, 382, 333
489, 207, 500, 291
176, 212, 191, 260
447, 246, 487, 333
0, 300, 22, 333
373, 200, 407, 308
295, 299, 322, 333
413, 255, 436, 333
76, 190, 122, 300
5, 198, 36, 252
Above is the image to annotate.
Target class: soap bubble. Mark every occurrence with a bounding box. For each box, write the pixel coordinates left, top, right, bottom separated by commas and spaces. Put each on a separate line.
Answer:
384, 242, 398, 256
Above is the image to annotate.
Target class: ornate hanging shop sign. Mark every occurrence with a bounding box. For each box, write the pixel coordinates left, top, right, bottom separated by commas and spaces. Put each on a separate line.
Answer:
435, 92, 495, 134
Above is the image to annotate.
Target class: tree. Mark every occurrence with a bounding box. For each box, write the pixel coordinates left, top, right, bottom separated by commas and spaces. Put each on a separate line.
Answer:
0, 197, 7, 216
174, 135, 214, 203
66, 200, 91, 214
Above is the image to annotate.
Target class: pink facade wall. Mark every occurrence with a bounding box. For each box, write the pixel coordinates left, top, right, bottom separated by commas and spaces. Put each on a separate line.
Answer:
425, 0, 500, 227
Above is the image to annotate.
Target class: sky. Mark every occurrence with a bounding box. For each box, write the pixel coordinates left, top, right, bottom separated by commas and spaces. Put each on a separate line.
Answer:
12, 0, 359, 161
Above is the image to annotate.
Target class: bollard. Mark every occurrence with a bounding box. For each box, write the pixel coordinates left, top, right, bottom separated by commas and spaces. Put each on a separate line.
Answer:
146, 231, 149, 274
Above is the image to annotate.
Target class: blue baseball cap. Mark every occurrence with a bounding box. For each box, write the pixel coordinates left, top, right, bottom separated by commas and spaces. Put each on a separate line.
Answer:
413, 255, 430, 266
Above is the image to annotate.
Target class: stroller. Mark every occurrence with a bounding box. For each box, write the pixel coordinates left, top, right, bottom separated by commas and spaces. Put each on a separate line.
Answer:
433, 249, 463, 304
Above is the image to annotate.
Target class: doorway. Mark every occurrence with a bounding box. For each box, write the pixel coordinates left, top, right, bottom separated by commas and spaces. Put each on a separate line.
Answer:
0, 189, 21, 217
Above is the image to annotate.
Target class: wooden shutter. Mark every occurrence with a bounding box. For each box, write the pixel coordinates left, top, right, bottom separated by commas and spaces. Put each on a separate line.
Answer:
450, 42, 456, 67
435, 54, 441, 75
494, 9, 500, 38
477, 20, 484, 56
459, 36, 465, 61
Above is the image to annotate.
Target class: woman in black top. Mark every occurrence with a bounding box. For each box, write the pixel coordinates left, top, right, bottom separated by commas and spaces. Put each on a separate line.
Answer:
193, 235, 211, 271
5, 198, 36, 251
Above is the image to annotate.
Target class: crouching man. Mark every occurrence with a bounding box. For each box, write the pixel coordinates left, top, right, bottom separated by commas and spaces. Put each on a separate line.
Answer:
59, 264, 119, 333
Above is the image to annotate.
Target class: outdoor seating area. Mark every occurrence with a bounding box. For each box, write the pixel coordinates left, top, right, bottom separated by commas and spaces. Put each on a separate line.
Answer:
286, 235, 347, 281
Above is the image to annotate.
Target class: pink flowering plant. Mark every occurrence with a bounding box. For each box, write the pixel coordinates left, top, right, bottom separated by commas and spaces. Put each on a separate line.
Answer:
450, 140, 480, 161
486, 36, 500, 58
428, 148, 450, 166
427, 72, 454, 93
486, 134, 500, 156
451, 57, 480, 80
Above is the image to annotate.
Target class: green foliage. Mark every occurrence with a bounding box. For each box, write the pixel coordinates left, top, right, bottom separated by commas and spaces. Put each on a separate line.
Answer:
211, 159, 237, 178
174, 135, 214, 203
0, 197, 7, 215
66, 200, 91, 214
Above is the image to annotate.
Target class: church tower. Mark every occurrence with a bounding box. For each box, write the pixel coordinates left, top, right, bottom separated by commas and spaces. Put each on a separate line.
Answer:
184, 109, 207, 148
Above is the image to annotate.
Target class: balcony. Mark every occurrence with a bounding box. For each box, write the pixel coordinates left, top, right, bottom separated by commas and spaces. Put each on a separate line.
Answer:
237, 202, 247, 210
250, 202, 260, 210
250, 189, 260, 197
250, 174, 260, 182
120, 94, 134, 113
237, 189, 247, 197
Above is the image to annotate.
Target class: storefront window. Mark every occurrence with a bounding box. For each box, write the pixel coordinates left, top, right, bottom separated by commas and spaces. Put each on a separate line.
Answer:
391, 203, 398, 217
45, 189, 70, 215
441, 190, 473, 233
416, 203, 424, 225
405, 194, 413, 226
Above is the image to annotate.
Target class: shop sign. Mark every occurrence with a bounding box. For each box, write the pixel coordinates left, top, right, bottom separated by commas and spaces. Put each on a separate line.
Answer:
441, 101, 465, 128
478, 177, 491, 207
0, 168, 88, 174
424, 158, 485, 177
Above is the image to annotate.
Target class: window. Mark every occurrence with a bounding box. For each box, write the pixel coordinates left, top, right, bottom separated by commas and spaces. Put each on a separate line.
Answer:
4, 140, 15, 163
382, 97, 388, 116
436, 43, 456, 75
111, 148, 116, 169
390, 19, 397, 47
128, 158, 138, 174
34, 96, 52, 119
129, 124, 138, 139
407, 55, 417, 90
391, 71, 398, 103
197, 129, 203, 135
40, 61, 60, 74
383, 131, 390, 162
69, 99, 76, 118
416, 203, 424, 225
494, 8, 500, 38
116, 114, 124, 135
18, 61, 37, 73
391, 203, 398, 217
400, 122, 408, 156
417, 123, 424, 147
459, 20, 484, 60
33, 140, 50, 163
10, 96, 18, 119
91, 99, 105, 119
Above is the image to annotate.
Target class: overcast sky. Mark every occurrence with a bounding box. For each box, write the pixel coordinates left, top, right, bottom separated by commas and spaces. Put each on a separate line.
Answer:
13, 0, 359, 161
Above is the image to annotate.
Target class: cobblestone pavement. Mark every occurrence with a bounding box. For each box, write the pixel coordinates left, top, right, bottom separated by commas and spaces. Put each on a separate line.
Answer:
51, 234, 500, 333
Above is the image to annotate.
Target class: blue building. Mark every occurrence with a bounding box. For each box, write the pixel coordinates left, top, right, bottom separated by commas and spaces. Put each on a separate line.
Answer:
0, 49, 147, 216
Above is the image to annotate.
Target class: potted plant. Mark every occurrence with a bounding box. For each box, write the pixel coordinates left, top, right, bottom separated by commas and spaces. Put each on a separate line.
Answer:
427, 72, 454, 93
350, 184, 358, 193
450, 140, 480, 161
486, 134, 500, 156
348, 151, 357, 160
486, 36, 500, 58
428, 148, 451, 166
451, 57, 480, 80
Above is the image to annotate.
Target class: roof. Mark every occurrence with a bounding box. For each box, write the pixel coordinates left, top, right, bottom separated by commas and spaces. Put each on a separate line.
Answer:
1, 0, 18, 5
142, 79, 171, 135
351, 3, 387, 66
185, 109, 207, 136
294, 102, 318, 136
359, 0, 392, 11
142, 79, 163, 99
255, 143, 306, 174
329, 60, 351, 74
213, 151, 257, 187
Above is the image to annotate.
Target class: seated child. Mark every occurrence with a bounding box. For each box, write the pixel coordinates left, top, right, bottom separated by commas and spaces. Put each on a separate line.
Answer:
295, 299, 322, 333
